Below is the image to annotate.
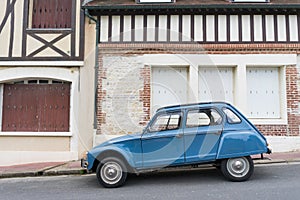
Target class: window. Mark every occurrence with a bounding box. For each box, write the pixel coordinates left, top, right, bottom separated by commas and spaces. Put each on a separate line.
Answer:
198, 67, 234, 103
246, 67, 280, 119
186, 109, 222, 128
150, 113, 181, 132
31, 0, 72, 29
151, 67, 188, 114
1, 81, 70, 132
223, 108, 241, 124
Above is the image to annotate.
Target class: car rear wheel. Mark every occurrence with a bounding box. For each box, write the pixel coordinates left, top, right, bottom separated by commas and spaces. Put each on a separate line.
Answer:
96, 157, 128, 188
220, 156, 253, 182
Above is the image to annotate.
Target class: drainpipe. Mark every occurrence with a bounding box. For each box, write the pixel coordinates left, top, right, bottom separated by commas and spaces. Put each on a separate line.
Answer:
84, 9, 99, 130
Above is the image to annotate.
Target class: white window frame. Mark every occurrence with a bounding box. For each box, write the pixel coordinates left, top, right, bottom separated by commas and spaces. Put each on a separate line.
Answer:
0, 79, 72, 135
246, 65, 287, 125
0, 67, 78, 137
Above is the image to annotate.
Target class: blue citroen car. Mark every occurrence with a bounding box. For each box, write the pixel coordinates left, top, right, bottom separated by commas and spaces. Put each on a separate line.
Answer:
82, 102, 271, 188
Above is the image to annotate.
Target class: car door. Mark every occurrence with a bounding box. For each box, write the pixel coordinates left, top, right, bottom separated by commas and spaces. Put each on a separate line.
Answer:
141, 111, 185, 168
184, 108, 223, 163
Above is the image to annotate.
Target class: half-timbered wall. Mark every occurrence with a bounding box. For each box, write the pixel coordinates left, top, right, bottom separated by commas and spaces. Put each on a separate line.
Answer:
0, 0, 84, 61
98, 14, 299, 43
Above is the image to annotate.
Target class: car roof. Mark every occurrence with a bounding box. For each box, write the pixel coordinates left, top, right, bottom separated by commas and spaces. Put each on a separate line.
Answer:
156, 101, 232, 112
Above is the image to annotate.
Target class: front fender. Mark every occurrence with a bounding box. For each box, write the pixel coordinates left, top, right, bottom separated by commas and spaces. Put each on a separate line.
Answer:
87, 145, 141, 171
217, 130, 268, 159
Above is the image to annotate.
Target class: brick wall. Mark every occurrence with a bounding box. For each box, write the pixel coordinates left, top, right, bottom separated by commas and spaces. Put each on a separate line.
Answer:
96, 43, 300, 136
286, 64, 300, 136
96, 53, 149, 135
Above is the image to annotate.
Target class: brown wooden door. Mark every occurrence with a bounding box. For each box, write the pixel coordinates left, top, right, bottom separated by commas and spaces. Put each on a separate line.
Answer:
2, 83, 70, 132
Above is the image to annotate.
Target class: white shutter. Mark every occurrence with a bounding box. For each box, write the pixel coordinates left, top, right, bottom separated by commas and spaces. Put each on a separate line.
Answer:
111, 16, 120, 42
198, 67, 234, 103
151, 67, 188, 113
100, 16, 109, 42
247, 67, 280, 118
123, 15, 132, 42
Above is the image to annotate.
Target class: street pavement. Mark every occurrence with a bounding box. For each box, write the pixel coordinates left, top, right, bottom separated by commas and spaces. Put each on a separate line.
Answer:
1, 163, 300, 200
1, 151, 300, 179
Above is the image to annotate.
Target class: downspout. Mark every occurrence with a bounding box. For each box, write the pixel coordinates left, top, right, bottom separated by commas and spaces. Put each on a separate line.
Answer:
84, 9, 99, 130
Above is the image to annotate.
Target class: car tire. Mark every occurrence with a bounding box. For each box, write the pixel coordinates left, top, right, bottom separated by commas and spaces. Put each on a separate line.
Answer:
96, 157, 128, 188
220, 156, 254, 182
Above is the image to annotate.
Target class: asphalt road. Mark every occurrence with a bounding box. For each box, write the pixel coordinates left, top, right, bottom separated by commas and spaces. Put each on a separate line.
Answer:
1, 163, 300, 200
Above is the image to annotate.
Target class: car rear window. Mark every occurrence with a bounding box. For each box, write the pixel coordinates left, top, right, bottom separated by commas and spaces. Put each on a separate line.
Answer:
223, 108, 241, 124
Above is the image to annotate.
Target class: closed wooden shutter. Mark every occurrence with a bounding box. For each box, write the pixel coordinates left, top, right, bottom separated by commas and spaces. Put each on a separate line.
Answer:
151, 67, 188, 114
32, 0, 72, 28
198, 67, 234, 103
246, 67, 280, 119
2, 83, 70, 132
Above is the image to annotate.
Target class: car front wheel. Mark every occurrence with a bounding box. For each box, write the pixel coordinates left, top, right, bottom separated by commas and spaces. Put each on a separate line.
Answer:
220, 156, 254, 182
96, 157, 128, 188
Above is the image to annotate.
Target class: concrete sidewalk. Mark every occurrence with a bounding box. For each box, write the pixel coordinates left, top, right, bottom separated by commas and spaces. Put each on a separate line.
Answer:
1, 151, 300, 179
0, 160, 85, 179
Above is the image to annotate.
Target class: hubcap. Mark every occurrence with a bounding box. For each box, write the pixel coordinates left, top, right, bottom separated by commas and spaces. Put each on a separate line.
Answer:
101, 162, 122, 185
227, 157, 250, 178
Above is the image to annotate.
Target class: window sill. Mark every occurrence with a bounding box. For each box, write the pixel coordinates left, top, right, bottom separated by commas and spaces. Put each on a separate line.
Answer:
0, 132, 72, 137
26, 28, 72, 33
249, 118, 288, 125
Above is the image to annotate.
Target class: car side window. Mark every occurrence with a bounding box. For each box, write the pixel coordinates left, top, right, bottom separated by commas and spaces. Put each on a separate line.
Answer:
186, 109, 222, 128
149, 113, 181, 132
223, 108, 241, 124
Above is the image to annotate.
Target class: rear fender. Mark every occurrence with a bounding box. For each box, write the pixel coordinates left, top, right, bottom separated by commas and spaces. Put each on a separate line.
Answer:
216, 131, 268, 159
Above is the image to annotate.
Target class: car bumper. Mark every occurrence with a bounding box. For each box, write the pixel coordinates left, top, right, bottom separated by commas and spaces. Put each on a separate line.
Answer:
81, 158, 88, 169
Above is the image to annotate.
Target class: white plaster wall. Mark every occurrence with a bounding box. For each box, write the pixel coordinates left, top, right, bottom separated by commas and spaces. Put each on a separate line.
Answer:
0, 151, 78, 166
77, 18, 97, 156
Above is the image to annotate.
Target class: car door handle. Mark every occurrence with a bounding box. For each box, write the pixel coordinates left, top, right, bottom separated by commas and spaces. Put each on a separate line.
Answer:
175, 133, 184, 138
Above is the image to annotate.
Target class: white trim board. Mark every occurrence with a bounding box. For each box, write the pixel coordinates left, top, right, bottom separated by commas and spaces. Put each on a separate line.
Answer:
0, 132, 72, 137
0, 61, 84, 67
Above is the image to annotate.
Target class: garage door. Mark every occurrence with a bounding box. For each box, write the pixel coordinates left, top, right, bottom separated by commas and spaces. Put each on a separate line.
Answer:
151, 67, 188, 113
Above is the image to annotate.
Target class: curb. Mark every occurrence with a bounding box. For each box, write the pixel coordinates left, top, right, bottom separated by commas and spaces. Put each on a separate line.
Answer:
0, 162, 87, 179
0, 169, 87, 179
43, 169, 87, 176
1, 159, 300, 179
254, 158, 300, 165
